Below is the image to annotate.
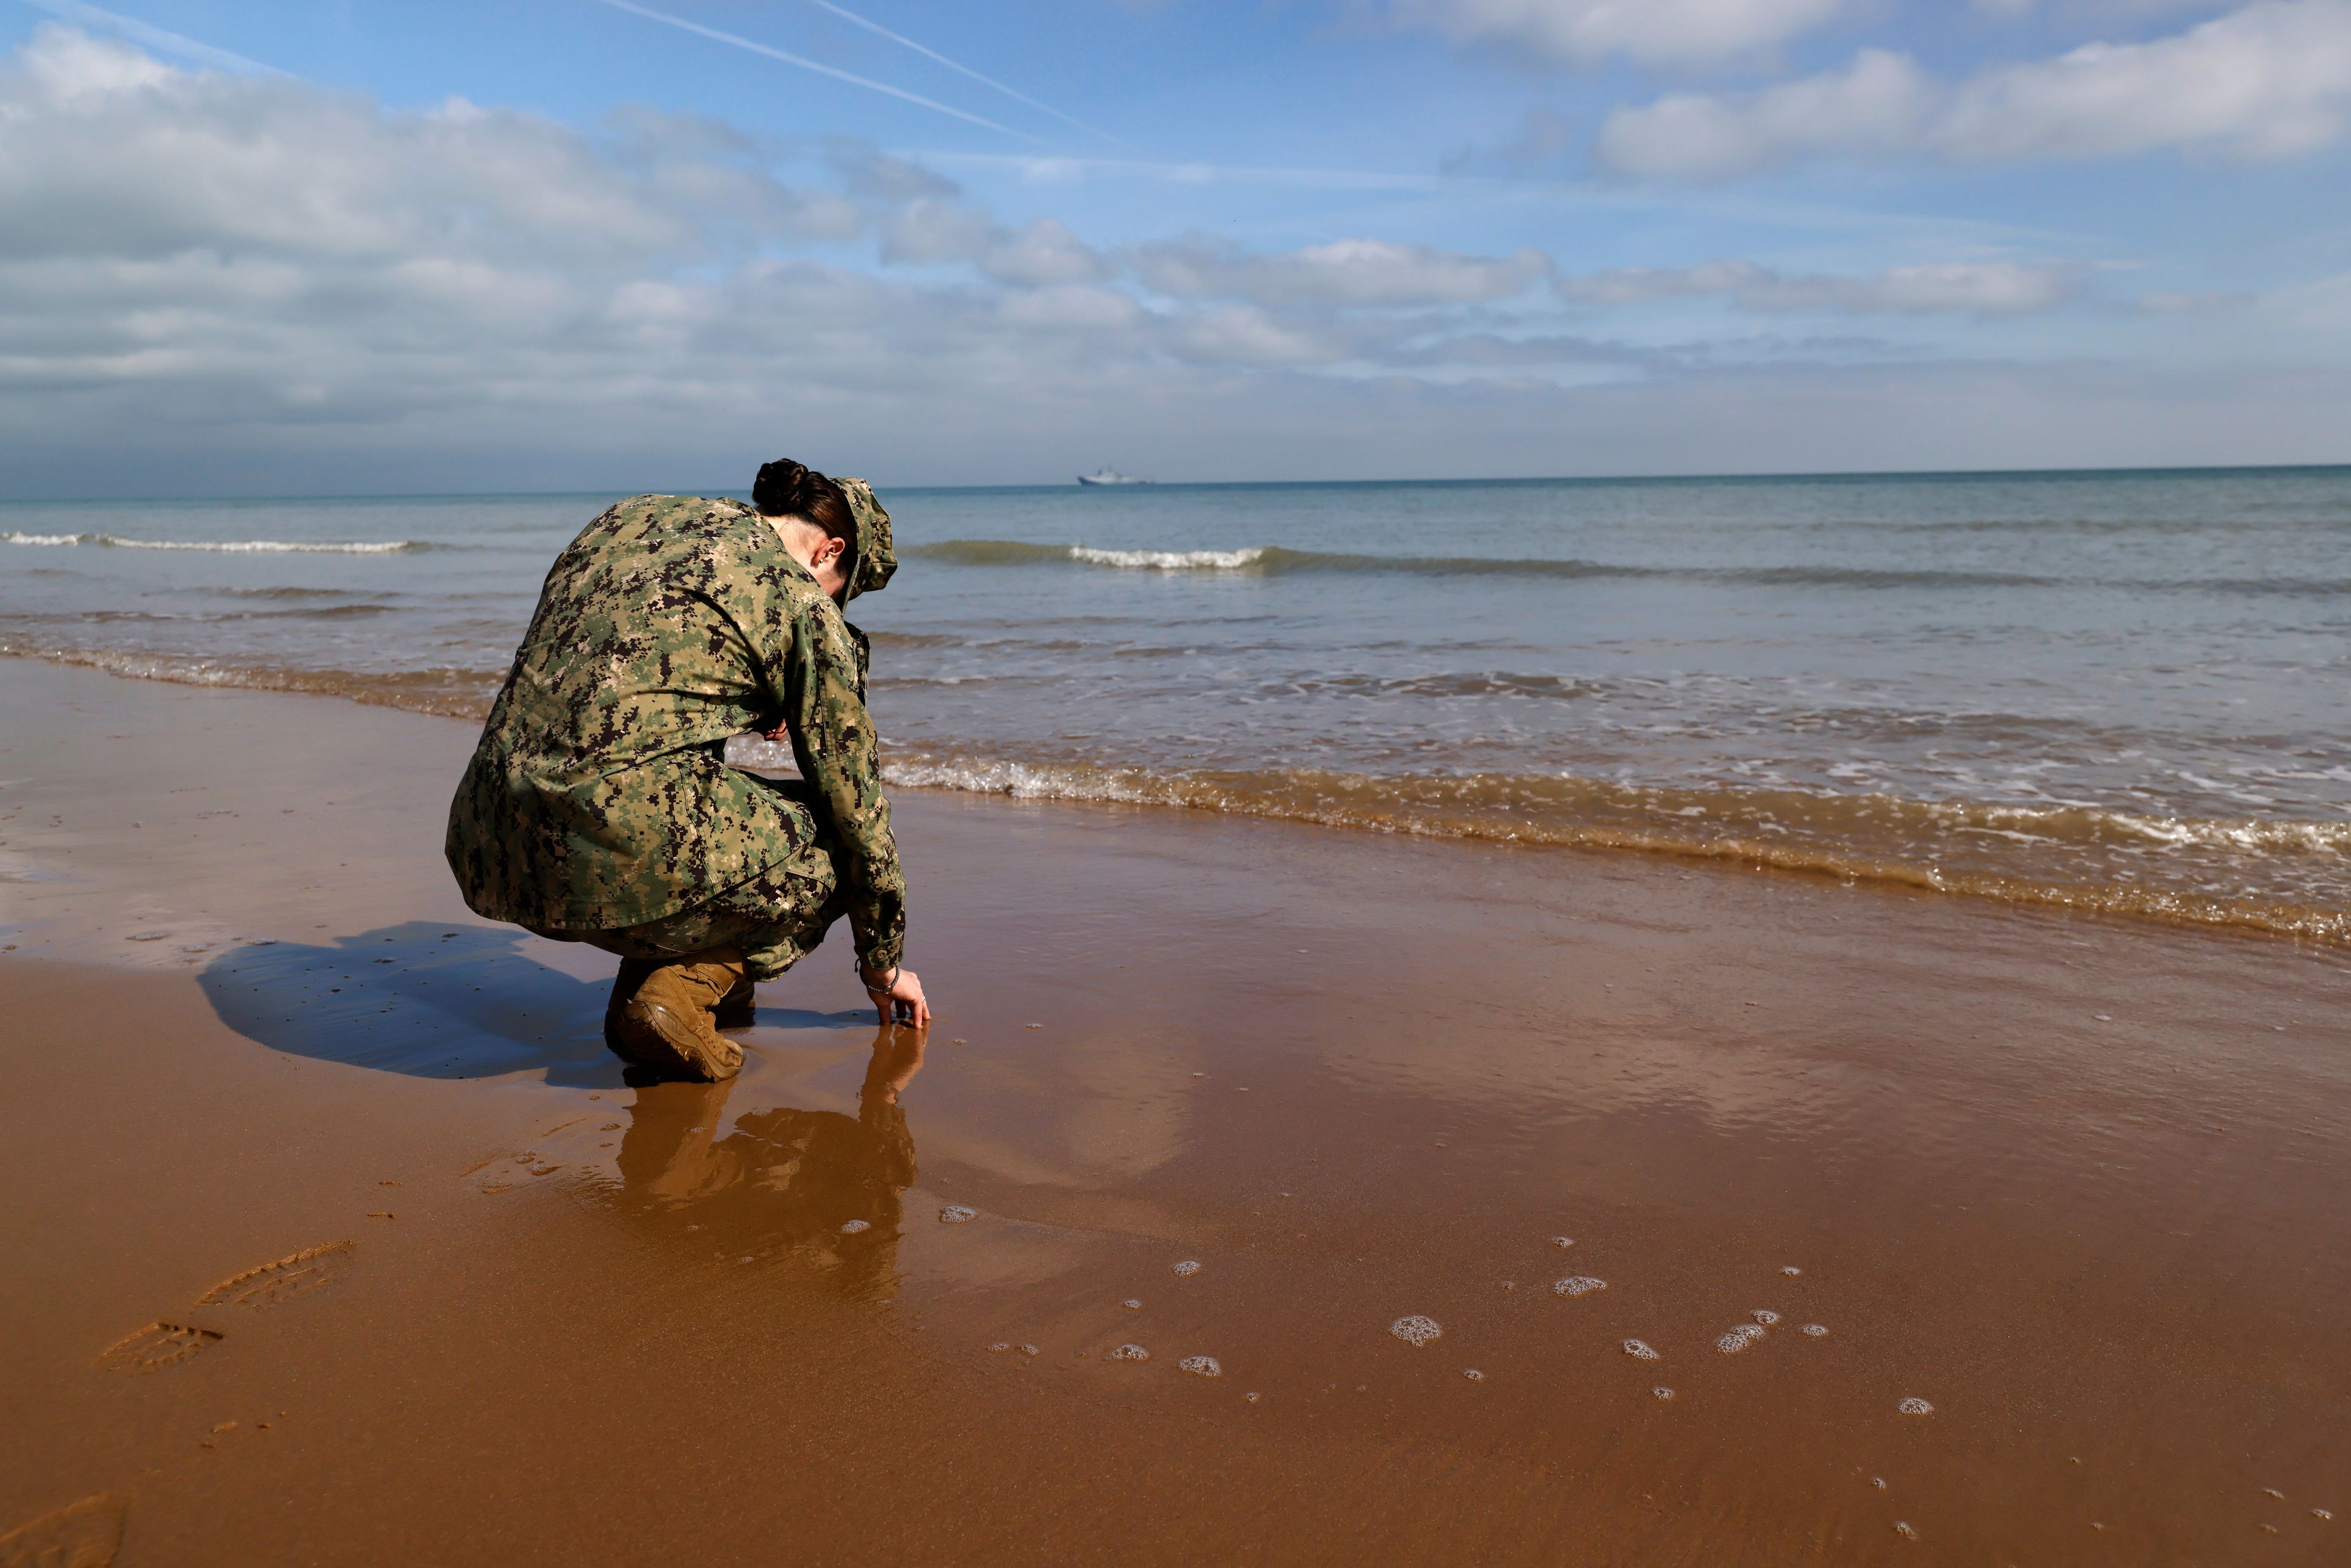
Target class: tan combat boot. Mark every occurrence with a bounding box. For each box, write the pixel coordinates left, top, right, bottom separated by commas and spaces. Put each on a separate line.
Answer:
603, 954, 746, 1082
714, 968, 756, 1031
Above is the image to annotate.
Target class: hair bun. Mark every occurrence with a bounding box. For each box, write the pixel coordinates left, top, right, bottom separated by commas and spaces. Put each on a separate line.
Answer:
752, 458, 821, 517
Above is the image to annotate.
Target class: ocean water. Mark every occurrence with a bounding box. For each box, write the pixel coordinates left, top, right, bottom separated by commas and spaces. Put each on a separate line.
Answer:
5, 469, 2348, 940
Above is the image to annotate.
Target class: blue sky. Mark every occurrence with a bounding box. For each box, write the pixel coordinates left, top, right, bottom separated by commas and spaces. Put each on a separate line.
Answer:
2, 0, 2347, 492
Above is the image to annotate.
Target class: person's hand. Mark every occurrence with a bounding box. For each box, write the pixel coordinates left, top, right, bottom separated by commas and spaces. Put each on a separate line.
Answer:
861, 964, 929, 1029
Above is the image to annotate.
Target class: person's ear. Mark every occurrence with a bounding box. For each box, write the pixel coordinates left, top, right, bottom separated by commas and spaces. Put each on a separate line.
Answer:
817, 534, 846, 571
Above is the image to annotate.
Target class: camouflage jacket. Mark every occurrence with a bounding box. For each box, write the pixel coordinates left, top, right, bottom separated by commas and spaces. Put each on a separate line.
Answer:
445, 493, 904, 971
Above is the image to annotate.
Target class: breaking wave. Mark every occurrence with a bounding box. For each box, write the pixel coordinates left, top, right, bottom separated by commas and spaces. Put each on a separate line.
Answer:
903, 539, 2344, 594
4, 531, 436, 555
6, 636, 2345, 943
0, 640, 503, 719
881, 751, 2351, 943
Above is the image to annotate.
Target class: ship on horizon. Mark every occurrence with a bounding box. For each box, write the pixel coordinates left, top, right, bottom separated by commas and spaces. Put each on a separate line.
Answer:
1076, 467, 1150, 486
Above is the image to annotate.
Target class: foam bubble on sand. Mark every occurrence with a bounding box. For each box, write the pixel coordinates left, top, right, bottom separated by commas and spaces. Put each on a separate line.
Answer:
1245, 1392, 1261, 1403
1652, 1386, 1675, 1401
1106, 1343, 1150, 1361
1894, 1521, 1919, 1541
1554, 1276, 1607, 1297
1121, 1299, 1142, 1310
1179, 1356, 1221, 1377
1897, 1397, 1935, 1416
1463, 1368, 1485, 1382
1782, 1266, 1802, 1275
1717, 1326, 1765, 1354
939, 1206, 978, 1223
2314, 1508, 2333, 1520
1389, 1315, 1443, 1346
988, 1343, 1012, 1353
1752, 1309, 1781, 1326
1551, 1236, 1575, 1248
1622, 1340, 1659, 1361
840, 1219, 871, 1234
1802, 1324, 1829, 1337
1172, 1259, 1202, 1277
1019, 1344, 1040, 1357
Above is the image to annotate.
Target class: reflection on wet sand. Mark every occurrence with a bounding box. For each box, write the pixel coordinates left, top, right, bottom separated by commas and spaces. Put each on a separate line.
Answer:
615, 1027, 925, 1295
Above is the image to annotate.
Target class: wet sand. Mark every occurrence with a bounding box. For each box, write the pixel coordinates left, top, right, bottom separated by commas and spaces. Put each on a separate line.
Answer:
3, 656, 2349, 1565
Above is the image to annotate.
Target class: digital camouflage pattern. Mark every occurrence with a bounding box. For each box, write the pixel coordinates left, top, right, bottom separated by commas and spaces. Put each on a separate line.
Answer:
445, 491, 904, 975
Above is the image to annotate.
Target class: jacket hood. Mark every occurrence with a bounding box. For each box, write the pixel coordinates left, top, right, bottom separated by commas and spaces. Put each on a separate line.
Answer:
833, 476, 896, 602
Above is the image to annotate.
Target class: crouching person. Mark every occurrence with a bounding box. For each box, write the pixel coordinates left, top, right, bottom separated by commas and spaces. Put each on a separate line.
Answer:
444, 459, 929, 1082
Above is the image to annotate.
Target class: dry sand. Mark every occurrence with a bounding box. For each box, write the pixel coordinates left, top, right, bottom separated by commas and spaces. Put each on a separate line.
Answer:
3, 656, 2349, 1565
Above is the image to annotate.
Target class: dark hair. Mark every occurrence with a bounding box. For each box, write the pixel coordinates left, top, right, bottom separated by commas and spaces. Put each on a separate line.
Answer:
752, 458, 853, 544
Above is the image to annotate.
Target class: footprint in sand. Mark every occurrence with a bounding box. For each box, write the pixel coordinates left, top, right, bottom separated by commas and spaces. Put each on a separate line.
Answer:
0, 1492, 129, 1567
97, 1322, 222, 1375
195, 1241, 353, 1310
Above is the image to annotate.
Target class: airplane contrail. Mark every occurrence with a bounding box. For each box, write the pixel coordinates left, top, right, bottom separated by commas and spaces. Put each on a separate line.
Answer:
17, 0, 291, 75
596, 0, 1043, 143
799, 0, 1130, 149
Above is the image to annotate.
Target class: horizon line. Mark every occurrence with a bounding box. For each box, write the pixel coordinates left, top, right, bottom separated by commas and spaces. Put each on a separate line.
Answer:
4, 459, 2347, 506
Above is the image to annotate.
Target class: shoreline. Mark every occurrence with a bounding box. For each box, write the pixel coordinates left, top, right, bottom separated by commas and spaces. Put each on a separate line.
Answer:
5, 659, 2350, 1563
4, 644, 2341, 950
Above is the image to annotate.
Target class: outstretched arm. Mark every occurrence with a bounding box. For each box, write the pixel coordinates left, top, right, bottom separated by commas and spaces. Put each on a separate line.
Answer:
778, 605, 917, 1021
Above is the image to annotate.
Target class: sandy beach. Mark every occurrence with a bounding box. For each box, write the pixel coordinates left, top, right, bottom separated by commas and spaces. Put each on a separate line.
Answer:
4, 655, 2349, 1564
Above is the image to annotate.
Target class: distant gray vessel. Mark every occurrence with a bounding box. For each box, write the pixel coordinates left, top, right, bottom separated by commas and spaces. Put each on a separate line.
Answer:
1077, 467, 1150, 486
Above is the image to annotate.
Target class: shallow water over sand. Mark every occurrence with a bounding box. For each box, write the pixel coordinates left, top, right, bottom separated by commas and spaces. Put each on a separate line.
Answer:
4, 661, 2348, 1563
4, 467, 2349, 936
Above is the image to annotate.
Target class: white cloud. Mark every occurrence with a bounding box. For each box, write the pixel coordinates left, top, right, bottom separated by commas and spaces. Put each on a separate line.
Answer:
1385, 0, 1845, 67
0, 26, 1572, 489
18, 0, 288, 77
879, 201, 1114, 285
1597, 0, 2351, 176
1131, 236, 1553, 306
2269, 267, 2351, 329
1939, 0, 2351, 160
0, 28, 861, 269
1168, 307, 1355, 366
1564, 258, 2085, 314
879, 197, 996, 263
980, 219, 1119, 287
0, 24, 2341, 494
1596, 48, 1934, 178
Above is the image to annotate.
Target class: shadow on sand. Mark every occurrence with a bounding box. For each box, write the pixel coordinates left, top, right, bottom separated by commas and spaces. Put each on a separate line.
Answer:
196, 920, 870, 1086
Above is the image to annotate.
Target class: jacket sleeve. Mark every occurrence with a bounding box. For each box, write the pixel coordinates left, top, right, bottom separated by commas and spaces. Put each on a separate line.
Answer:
778, 600, 906, 973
